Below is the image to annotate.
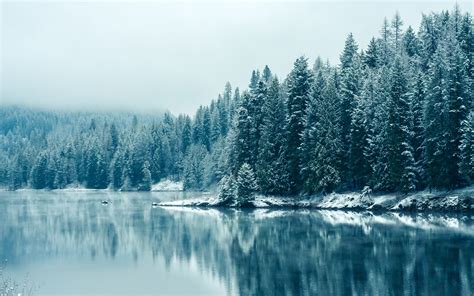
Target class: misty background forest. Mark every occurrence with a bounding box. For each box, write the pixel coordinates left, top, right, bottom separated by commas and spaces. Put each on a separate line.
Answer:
1, 7, 473, 196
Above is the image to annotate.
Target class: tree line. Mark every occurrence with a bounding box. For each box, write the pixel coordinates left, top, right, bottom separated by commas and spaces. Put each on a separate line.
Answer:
1, 7, 472, 197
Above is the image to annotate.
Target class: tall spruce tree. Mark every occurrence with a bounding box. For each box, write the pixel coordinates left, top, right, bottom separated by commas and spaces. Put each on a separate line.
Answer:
231, 93, 253, 174
365, 66, 392, 191
387, 57, 417, 192
301, 70, 326, 192
248, 80, 267, 169
286, 56, 313, 193
303, 71, 342, 193
236, 163, 258, 206
257, 77, 289, 195
339, 34, 361, 187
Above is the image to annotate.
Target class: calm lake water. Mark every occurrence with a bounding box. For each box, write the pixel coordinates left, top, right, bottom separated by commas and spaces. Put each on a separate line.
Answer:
0, 191, 473, 296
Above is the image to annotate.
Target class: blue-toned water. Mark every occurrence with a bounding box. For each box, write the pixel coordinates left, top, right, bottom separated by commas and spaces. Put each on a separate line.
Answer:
0, 191, 473, 296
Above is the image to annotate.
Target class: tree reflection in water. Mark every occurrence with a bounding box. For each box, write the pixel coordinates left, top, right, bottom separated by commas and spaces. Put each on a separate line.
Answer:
0, 192, 473, 296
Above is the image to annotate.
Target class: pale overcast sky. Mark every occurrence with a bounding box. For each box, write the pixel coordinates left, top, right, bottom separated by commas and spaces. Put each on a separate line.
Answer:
1, 0, 471, 115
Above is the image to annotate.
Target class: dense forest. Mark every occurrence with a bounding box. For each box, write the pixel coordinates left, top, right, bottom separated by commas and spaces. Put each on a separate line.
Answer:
1, 7, 473, 198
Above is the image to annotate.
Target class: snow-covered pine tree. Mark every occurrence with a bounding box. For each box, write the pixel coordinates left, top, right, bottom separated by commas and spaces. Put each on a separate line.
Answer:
139, 161, 152, 191
228, 87, 241, 125
387, 57, 416, 192
217, 175, 236, 205
192, 106, 211, 151
400, 142, 417, 193
248, 80, 267, 169
365, 66, 391, 191
408, 70, 426, 186
257, 77, 289, 195
418, 13, 439, 72
364, 38, 379, 69
110, 148, 124, 189
183, 144, 208, 190
95, 152, 108, 189
423, 45, 448, 189
349, 74, 371, 189
217, 94, 229, 137
30, 152, 48, 189
108, 123, 119, 156
236, 163, 258, 207
249, 70, 260, 93
8, 156, 22, 191
402, 26, 419, 58
262, 65, 272, 83
181, 116, 192, 154
230, 93, 252, 174
339, 34, 362, 187
286, 56, 313, 193
301, 70, 326, 192
53, 154, 68, 189
202, 108, 212, 151
304, 71, 342, 193
64, 144, 77, 185
210, 105, 221, 143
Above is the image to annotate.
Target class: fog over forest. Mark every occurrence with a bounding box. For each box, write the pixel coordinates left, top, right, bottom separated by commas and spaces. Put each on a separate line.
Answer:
2, 1, 472, 114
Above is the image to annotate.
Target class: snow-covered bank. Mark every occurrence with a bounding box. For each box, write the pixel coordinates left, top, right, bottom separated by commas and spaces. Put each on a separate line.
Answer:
151, 180, 183, 192
159, 186, 474, 212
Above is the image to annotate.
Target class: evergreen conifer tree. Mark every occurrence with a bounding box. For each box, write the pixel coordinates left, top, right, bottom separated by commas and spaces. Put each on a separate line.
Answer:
236, 163, 258, 206
286, 56, 313, 193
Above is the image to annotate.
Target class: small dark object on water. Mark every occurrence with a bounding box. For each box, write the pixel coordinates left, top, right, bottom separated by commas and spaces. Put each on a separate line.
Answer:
101, 200, 110, 205
152, 202, 159, 207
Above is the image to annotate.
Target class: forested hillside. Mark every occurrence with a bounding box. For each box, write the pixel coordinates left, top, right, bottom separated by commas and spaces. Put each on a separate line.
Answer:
1, 7, 472, 195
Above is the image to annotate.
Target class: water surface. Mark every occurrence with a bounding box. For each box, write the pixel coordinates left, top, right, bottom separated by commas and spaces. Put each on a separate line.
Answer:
0, 191, 473, 295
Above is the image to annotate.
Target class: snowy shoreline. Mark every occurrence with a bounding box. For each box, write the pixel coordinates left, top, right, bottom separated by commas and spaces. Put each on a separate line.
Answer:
2, 184, 473, 212
158, 186, 474, 212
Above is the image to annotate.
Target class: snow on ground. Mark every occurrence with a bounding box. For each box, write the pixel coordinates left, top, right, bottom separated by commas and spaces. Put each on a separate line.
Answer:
317, 192, 373, 209
151, 180, 183, 192
252, 195, 298, 207
391, 187, 474, 211
159, 195, 221, 207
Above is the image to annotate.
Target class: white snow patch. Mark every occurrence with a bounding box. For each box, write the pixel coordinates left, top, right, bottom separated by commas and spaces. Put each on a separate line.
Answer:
158, 195, 221, 207
318, 192, 373, 209
252, 195, 294, 207
151, 180, 183, 192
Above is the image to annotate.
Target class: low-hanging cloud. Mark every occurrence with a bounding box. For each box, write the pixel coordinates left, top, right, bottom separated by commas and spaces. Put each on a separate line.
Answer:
1, 0, 471, 115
